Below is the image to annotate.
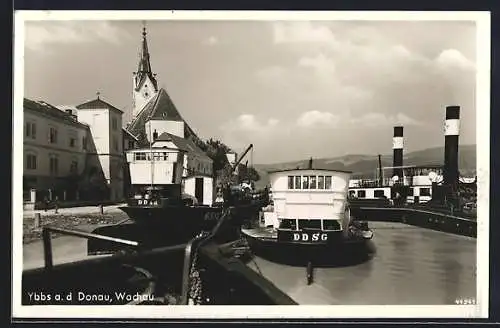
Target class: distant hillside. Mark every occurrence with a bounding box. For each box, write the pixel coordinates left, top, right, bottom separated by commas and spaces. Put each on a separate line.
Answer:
252, 145, 476, 190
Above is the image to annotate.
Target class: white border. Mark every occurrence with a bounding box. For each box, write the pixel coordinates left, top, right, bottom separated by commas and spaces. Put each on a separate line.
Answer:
12, 10, 490, 319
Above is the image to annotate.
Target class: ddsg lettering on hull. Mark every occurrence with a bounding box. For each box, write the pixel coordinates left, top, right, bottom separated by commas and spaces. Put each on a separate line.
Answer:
292, 233, 328, 242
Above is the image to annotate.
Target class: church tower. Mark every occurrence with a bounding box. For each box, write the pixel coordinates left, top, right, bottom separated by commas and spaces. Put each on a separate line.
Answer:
132, 23, 159, 119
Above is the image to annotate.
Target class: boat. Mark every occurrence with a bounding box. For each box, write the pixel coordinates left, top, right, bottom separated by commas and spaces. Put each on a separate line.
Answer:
241, 163, 374, 265
88, 141, 265, 254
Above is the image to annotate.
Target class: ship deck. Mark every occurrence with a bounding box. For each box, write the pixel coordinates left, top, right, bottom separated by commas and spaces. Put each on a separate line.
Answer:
245, 221, 476, 305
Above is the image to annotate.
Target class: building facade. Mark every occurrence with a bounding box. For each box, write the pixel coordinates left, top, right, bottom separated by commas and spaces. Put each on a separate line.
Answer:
24, 96, 129, 203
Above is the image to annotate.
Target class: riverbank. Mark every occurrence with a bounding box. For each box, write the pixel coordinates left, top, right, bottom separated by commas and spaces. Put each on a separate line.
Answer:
22, 204, 129, 244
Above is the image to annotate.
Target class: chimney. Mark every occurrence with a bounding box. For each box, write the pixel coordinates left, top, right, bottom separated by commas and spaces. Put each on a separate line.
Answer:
392, 126, 404, 180
443, 106, 460, 186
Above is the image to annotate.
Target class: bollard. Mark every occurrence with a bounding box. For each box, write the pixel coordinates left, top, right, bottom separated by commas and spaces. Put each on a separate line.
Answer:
306, 261, 313, 285
99, 204, 104, 215
34, 212, 41, 229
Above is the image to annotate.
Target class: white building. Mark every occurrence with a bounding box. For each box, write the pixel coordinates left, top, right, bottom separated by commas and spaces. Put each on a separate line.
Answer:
23, 95, 132, 203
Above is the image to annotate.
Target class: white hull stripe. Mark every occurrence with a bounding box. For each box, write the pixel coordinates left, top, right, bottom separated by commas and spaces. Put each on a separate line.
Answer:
444, 119, 460, 136
392, 137, 404, 149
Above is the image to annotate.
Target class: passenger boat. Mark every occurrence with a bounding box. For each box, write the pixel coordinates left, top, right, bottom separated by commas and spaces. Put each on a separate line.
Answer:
241, 166, 374, 265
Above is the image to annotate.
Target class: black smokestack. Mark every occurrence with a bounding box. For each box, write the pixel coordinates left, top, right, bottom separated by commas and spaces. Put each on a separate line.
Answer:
392, 126, 404, 180
443, 106, 460, 186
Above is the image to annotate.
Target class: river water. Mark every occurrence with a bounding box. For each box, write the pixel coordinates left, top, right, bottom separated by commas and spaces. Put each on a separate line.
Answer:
246, 221, 476, 305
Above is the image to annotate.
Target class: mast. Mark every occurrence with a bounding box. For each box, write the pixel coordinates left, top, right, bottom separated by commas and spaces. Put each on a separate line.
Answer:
378, 154, 383, 187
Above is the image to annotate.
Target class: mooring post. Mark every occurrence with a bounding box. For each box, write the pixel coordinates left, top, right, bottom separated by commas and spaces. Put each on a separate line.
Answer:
54, 196, 59, 214
34, 212, 41, 229
99, 204, 104, 215
306, 261, 313, 285
42, 228, 53, 270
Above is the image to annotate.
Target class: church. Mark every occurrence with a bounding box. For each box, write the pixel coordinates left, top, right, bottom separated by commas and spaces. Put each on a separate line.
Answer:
22, 24, 215, 207
123, 25, 215, 206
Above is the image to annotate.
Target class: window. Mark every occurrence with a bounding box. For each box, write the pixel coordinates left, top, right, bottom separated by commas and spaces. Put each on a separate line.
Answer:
128, 140, 135, 149
279, 219, 297, 230
408, 188, 414, 196
288, 176, 294, 189
26, 154, 37, 170
82, 136, 88, 150
25, 122, 36, 139
302, 176, 309, 189
294, 176, 301, 190
112, 117, 118, 131
298, 219, 321, 230
420, 188, 431, 197
318, 176, 325, 189
323, 220, 341, 230
374, 189, 386, 198
69, 136, 77, 148
309, 176, 317, 189
325, 176, 332, 189
70, 160, 78, 174
49, 155, 59, 175
357, 190, 366, 198
134, 152, 147, 161
49, 127, 58, 144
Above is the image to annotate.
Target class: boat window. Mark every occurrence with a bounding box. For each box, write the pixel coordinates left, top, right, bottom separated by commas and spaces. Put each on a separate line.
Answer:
325, 176, 332, 189
295, 176, 301, 190
408, 188, 414, 196
309, 176, 317, 189
280, 219, 297, 230
298, 219, 321, 230
420, 188, 431, 197
134, 152, 147, 161
317, 176, 325, 189
302, 176, 309, 189
349, 190, 356, 198
323, 220, 340, 230
357, 190, 366, 198
374, 189, 386, 198
288, 176, 295, 189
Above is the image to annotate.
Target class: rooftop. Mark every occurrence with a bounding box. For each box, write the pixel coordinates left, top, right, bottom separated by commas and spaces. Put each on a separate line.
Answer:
24, 98, 89, 129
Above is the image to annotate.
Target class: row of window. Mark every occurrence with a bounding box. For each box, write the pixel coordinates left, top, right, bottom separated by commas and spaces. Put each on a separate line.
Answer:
25, 121, 90, 150
280, 218, 341, 231
349, 187, 431, 199
288, 175, 333, 190
134, 152, 172, 161
26, 153, 78, 175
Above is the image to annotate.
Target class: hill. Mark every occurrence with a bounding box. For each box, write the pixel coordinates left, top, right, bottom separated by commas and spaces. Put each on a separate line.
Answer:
252, 145, 476, 189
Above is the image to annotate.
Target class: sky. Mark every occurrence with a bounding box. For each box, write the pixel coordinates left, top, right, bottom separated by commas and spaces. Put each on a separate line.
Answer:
23, 19, 477, 164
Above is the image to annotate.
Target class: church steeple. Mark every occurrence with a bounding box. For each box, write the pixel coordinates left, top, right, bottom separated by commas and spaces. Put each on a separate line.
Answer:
132, 21, 159, 119
134, 22, 158, 91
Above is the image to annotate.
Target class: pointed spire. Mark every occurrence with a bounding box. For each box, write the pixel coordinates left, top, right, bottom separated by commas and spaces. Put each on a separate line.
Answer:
134, 21, 158, 92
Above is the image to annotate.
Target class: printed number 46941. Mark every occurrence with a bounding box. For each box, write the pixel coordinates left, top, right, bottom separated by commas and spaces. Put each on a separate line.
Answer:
455, 298, 476, 305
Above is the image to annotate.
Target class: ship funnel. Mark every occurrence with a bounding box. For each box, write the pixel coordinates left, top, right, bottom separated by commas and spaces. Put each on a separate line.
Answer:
392, 126, 404, 180
443, 106, 460, 187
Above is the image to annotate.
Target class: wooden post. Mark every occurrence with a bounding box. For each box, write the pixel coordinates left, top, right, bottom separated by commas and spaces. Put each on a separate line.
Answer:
34, 212, 41, 229
99, 204, 104, 215
30, 188, 36, 203
63, 190, 67, 201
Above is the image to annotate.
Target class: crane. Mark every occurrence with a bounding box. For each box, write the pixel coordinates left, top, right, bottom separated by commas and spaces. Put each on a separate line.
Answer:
230, 143, 253, 175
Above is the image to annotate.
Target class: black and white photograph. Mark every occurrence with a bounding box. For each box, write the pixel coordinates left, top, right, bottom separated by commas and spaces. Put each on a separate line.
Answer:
12, 11, 490, 319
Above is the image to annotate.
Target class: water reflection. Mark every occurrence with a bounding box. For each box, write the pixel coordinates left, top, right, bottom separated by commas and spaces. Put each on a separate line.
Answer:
248, 221, 476, 305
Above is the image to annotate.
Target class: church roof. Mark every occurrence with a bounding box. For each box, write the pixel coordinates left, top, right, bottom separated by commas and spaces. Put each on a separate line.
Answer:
126, 88, 201, 144
76, 97, 123, 113
156, 132, 212, 162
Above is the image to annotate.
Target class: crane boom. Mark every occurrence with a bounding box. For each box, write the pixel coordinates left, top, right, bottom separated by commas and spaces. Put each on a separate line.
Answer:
231, 143, 253, 173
